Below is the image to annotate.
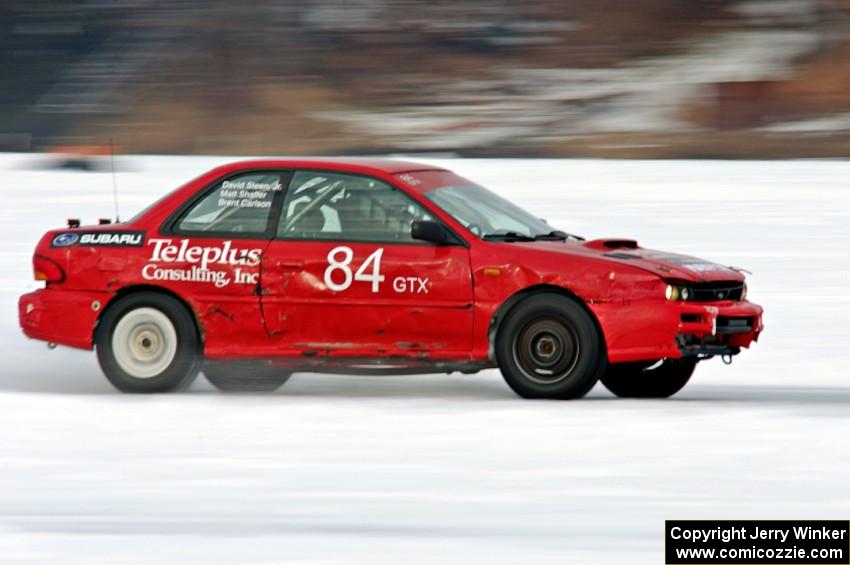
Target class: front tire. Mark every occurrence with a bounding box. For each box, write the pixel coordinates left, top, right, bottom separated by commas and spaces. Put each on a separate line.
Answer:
601, 359, 697, 398
204, 362, 291, 392
95, 292, 201, 393
495, 293, 605, 399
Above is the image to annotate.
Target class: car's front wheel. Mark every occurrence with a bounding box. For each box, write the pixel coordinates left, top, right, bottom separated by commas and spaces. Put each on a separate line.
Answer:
204, 361, 291, 392
495, 293, 605, 399
600, 358, 697, 398
95, 292, 201, 393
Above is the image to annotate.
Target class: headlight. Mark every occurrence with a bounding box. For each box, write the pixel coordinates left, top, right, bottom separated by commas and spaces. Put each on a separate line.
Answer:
665, 284, 679, 301
665, 283, 691, 301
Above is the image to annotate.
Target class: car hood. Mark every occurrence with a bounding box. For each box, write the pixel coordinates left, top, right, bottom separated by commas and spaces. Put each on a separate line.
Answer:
521, 238, 746, 282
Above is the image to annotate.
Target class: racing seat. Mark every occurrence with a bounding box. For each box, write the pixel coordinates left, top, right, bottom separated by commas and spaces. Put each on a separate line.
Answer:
289, 201, 326, 238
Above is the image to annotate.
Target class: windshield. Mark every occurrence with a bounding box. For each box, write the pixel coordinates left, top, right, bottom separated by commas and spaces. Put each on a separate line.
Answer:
425, 184, 553, 239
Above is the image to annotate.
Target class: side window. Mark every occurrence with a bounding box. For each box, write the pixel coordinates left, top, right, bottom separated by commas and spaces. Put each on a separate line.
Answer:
277, 171, 434, 242
176, 172, 284, 235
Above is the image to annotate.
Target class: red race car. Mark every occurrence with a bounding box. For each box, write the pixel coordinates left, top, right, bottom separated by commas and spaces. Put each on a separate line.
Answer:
19, 159, 763, 398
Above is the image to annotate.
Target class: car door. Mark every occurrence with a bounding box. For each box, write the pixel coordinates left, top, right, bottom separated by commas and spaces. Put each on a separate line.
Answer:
260, 170, 473, 357
156, 169, 289, 355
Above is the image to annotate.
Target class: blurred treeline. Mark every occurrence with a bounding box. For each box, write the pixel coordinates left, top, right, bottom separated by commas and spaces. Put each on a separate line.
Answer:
2, 0, 850, 158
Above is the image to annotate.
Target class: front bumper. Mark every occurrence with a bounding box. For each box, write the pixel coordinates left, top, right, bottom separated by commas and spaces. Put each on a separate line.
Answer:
19, 288, 112, 350
592, 299, 764, 364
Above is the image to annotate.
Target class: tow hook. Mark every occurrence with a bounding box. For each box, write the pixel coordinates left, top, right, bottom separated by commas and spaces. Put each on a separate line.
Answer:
47, 342, 57, 350
721, 353, 733, 365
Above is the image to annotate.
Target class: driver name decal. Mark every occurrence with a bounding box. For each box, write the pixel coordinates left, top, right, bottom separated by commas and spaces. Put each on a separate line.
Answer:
218, 178, 282, 209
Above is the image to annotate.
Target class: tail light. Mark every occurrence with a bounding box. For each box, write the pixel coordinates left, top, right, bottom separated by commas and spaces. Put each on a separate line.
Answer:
33, 255, 64, 282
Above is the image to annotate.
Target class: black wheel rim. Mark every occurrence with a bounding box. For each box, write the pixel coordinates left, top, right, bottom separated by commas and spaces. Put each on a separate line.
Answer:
512, 318, 580, 385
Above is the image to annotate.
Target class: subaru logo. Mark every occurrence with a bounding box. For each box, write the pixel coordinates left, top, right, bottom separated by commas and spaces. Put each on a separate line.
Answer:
52, 233, 79, 247
717, 291, 726, 299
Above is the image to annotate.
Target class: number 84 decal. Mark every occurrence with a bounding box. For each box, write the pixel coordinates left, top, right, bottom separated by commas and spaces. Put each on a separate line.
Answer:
324, 246, 429, 294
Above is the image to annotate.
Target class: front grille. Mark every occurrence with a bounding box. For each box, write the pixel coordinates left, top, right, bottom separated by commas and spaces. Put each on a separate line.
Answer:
687, 281, 744, 302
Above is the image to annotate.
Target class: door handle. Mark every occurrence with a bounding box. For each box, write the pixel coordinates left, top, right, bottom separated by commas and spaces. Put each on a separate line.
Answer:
278, 260, 304, 271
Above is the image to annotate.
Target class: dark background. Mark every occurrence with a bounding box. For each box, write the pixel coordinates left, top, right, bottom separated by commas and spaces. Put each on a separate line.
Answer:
2, 0, 850, 158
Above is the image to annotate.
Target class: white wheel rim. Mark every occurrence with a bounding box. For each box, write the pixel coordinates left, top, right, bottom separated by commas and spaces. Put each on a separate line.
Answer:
112, 307, 178, 379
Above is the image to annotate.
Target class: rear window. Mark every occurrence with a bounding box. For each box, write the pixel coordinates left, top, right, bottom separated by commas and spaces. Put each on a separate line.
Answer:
176, 172, 284, 235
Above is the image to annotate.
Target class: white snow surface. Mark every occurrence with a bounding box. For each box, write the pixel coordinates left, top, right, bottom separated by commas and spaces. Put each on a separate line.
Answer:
0, 154, 849, 563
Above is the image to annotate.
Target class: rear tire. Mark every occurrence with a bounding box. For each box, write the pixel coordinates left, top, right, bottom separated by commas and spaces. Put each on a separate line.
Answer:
601, 358, 697, 398
95, 292, 201, 393
204, 361, 291, 392
495, 293, 605, 399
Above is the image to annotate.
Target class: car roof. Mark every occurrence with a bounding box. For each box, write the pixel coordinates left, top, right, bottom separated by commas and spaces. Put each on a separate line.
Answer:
209, 157, 447, 176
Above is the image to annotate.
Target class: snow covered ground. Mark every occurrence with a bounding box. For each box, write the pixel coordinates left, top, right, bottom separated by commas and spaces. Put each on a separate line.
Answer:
1, 154, 849, 563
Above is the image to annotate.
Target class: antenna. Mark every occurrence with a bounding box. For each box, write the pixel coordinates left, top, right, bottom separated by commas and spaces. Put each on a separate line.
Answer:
110, 138, 120, 223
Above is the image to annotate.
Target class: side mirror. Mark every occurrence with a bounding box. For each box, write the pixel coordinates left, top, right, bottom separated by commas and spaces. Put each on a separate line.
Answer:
411, 220, 451, 245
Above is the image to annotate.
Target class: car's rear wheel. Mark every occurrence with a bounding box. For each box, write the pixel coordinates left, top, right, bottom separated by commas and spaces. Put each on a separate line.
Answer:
495, 293, 605, 399
600, 358, 697, 398
204, 361, 291, 392
95, 292, 201, 393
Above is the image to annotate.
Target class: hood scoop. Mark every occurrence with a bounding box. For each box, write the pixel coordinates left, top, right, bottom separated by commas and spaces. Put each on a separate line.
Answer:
583, 238, 639, 251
